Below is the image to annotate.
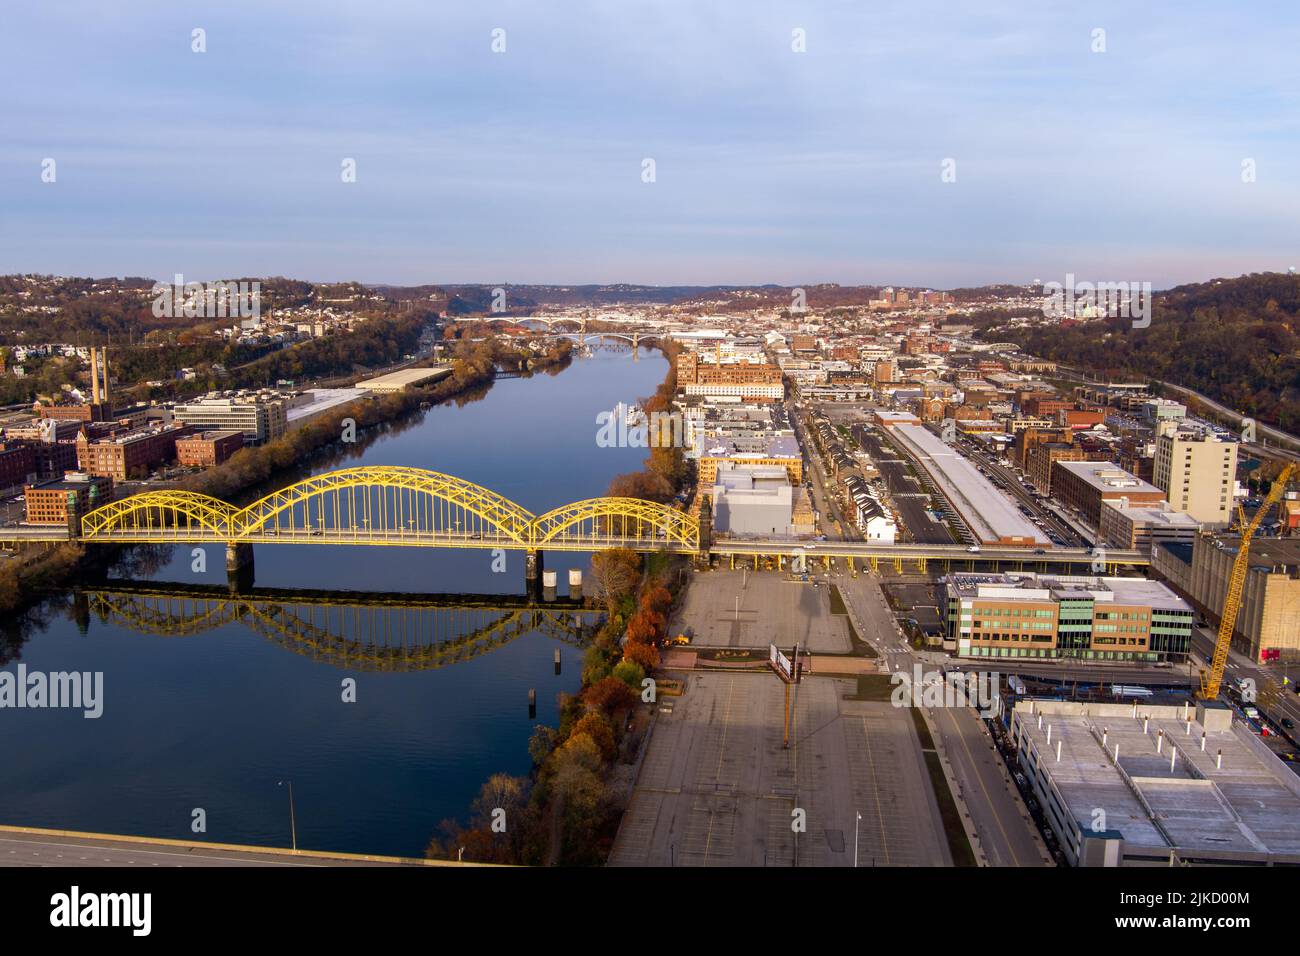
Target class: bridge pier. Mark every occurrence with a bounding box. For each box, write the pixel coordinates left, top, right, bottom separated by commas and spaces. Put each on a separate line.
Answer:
226, 542, 255, 592
696, 495, 713, 570
525, 549, 544, 600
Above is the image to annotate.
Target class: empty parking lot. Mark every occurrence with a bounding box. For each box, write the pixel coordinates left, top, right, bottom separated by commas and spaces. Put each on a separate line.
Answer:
610, 672, 952, 867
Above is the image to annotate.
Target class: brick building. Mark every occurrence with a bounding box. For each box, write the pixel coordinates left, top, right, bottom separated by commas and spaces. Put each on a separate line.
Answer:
24, 473, 113, 527
0, 442, 37, 491
76, 423, 196, 481
176, 429, 245, 469
1051, 460, 1166, 526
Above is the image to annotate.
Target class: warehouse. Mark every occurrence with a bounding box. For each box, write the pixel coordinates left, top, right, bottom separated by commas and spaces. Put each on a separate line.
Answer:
356, 365, 453, 394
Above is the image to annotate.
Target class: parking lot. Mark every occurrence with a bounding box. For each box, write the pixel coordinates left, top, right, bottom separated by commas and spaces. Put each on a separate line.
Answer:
673, 568, 851, 654
609, 672, 953, 867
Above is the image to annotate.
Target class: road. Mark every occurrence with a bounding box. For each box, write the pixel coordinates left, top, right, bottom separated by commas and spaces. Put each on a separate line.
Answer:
835, 574, 1050, 866
789, 403, 854, 540
854, 429, 956, 545
715, 538, 1145, 567
1156, 379, 1300, 460
0, 826, 471, 867
1190, 625, 1300, 744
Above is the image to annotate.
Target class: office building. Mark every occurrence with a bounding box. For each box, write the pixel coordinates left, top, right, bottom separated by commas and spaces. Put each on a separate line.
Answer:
943, 572, 1193, 662
1153, 424, 1238, 527
1051, 461, 1165, 527
698, 435, 802, 486
174, 393, 288, 445
176, 429, 245, 468
75, 423, 196, 481
1099, 500, 1200, 551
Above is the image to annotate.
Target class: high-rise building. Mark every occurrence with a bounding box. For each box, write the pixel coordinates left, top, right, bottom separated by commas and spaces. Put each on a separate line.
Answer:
1153, 423, 1237, 527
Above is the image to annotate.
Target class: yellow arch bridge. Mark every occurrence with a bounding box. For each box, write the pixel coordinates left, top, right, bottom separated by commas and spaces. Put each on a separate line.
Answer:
76, 465, 701, 581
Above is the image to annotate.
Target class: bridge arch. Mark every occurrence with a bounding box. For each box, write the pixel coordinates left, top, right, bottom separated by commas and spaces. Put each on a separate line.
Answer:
80, 490, 241, 539
234, 466, 536, 543
529, 497, 697, 550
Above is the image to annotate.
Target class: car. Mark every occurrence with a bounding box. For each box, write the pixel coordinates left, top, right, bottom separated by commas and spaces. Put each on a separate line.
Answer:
1284, 718, 1296, 730
967, 545, 981, 553
1034, 548, 1047, 554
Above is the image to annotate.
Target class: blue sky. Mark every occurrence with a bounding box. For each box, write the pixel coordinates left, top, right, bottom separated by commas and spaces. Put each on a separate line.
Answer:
2, 1, 1298, 288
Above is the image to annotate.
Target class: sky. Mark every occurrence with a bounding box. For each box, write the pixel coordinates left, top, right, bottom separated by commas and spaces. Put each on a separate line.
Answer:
2, 1, 1299, 289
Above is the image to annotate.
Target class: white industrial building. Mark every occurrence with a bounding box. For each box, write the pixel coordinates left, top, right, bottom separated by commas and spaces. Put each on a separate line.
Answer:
710, 464, 795, 536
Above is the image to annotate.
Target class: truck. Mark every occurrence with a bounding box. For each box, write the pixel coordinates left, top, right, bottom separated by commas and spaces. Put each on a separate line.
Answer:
1111, 684, 1153, 699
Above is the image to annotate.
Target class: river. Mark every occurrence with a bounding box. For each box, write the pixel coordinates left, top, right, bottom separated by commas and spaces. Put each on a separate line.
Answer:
0, 345, 667, 857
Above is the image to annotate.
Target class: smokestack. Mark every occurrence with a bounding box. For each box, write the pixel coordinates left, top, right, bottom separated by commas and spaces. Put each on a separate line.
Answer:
90, 348, 101, 405
100, 347, 110, 409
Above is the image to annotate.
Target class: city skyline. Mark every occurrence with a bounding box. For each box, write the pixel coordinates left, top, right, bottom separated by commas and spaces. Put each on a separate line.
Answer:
4, 1, 1299, 287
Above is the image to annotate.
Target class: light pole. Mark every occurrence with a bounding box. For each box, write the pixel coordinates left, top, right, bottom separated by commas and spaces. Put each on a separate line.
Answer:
278, 780, 297, 851
854, 811, 861, 868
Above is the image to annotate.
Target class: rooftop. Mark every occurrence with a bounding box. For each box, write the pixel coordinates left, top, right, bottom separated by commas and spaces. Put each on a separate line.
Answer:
945, 572, 1191, 611
1016, 700, 1300, 860
1055, 460, 1162, 495
891, 422, 1047, 545
355, 365, 453, 391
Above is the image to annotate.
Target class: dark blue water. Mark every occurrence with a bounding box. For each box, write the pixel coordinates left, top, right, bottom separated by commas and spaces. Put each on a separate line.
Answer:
0, 347, 666, 856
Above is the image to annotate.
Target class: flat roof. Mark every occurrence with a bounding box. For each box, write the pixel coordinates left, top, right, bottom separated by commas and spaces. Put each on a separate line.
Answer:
355, 366, 453, 390
1101, 501, 1200, 528
891, 423, 1048, 545
1055, 460, 1162, 495
1208, 535, 1300, 572
945, 573, 1190, 611
178, 429, 243, 441
1016, 701, 1300, 858
286, 388, 367, 422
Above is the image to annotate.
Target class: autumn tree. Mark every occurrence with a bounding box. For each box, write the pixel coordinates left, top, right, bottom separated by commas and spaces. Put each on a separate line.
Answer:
571, 713, 616, 762
583, 675, 639, 715
588, 548, 641, 614
623, 639, 660, 673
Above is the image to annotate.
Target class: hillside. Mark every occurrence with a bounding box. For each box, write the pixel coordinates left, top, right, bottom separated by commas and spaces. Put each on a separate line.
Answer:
986, 272, 1300, 432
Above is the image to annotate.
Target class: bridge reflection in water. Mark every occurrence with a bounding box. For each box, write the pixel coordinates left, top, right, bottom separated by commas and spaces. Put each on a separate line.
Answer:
76, 582, 602, 672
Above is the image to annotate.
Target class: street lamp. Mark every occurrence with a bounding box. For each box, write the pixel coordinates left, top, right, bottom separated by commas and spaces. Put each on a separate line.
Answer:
278, 779, 297, 851
854, 811, 861, 868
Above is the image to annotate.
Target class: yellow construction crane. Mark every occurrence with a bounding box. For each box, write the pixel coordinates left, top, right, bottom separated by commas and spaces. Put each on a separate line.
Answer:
1198, 461, 1297, 700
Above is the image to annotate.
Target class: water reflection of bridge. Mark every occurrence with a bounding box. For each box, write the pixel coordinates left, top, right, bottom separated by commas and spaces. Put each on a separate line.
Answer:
78, 581, 601, 672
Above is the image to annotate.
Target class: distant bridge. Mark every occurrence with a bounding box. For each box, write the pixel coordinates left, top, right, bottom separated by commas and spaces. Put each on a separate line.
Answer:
455, 315, 661, 349
79, 581, 600, 672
